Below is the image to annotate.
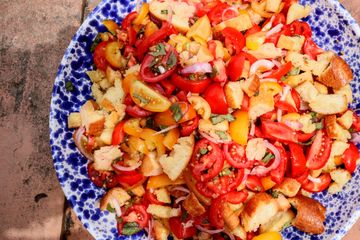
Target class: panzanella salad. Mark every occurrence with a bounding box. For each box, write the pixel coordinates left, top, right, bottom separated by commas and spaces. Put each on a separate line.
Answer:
67, 0, 360, 239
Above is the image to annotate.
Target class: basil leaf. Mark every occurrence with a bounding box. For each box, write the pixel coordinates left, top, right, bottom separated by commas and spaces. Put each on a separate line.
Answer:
122, 222, 141, 235
170, 103, 183, 122
150, 43, 166, 57
270, 190, 280, 198
219, 168, 232, 177
90, 33, 102, 52
215, 130, 228, 140
199, 148, 208, 155
166, 51, 177, 69
161, 9, 168, 15
210, 114, 235, 125
315, 122, 323, 130
106, 204, 115, 213
181, 211, 189, 222
65, 81, 74, 92
262, 152, 275, 164
132, 93, 150, 105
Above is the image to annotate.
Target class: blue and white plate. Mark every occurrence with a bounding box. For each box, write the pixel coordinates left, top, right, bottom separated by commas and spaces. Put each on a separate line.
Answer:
49, 0, 360, 239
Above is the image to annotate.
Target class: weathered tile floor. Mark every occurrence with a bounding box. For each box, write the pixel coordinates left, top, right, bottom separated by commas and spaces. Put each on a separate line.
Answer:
0, 0, 359, 239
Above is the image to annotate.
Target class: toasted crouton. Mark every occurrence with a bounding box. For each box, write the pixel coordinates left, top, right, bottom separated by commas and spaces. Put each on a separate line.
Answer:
104, 111, 120, 129
285, 52, 317, 72
155, 188, 171, 204
231, 225, 247, 240
214, 14, 253, 32
246, 138, 267, 161
68, 112, 82, 129
286, 3, 311, 24
266, 0, 282, 12
99, 128, 114, 145
106, 66, 122, 85
330, 169, 351, 186
337, 110, 353, 129
277, 35, 305, 52
248, 43, 282, 59
183, 193, 206, 217
309, 94, 348, 115
159, 136, 194, 181
248, 92, 275, 121
141, 152, 163, 177
225, 81, 244, 109
240, 75, 260, 97
284, 71, 313, 88
273, 178, 301, 197
295, 81, 319, 103
80, 100, 105, 136
240, 192, 290, 232
324, 115, 351, 141
313, 81, 328, 94
100, 187, 131, 211
93, 146, 122, 171
298, 114, 316, 134
153, 220, 169, 240
334, 84, 353, 103
100, 79, 125, 113
223, 202, 241, 231
319, 54, 353, 89
147, 204, 181, 218
129, 185, 145, 197
288, 195, 326, 234
91, 83, 104, 104
260, 209, 295, 233
87, 69, 106, 83
322, 140, 350, 172
328, 182, 342, 194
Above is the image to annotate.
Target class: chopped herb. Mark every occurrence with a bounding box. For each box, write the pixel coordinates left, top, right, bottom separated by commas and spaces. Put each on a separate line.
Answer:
288, 67, 300, 76
271, 190, 280, 198
166, 51, 177, 69
209, 67, 218, 78
90, 33, 102, 52
65, 81, 74, 92
215, 130, 228, 140
181, 211, 189, 222
132, 93, 150, 105
310, 112, 317, 118
170, 103, 183, 122
149, 57, 159, 68
189, 73, 196, 80
298, 135, 316, 146
315, 122, 323, 129
122, 222, 141, 235
161, 9, 168, 15
219, 168, 232, 177
282, 220, 292, 230
199, 148, 208, 155
349, 127, 355, 133
150, 43, 166, 57
262, 152, 275, 164
280, 76, 287, 82
210, 114, 235, 125
106, 204, 115, 213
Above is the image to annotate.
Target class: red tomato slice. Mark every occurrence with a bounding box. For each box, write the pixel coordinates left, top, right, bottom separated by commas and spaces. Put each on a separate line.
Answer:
125, 105, 153, 118
245, 25, 261, 38
261, 121, 298, 143
87, 163, 117, 188
342, 143, 359, 173
121, 11, 138, 29
142, 191, 165, 207
266, 61, 292, 80
116, 170, 144, 188
302, 173, 331, 192
180, 116, 199, 136
246, 175, 264, 192
289, 142, 307, 178
224, 190, 248, 204
296, 131, 316, 142
275, 101, 297, 113
169, 217, 197, 239
306, 130, 332, 170
171, 73, 211, 93
303, 37, 324, 60
122, 204, 149, 228
93, 41, 109, 71
227, 54, 245, 81
291, 88, 301, 110
191, 139, 224, 182
241, 94, 250, 111
223, 143, 253, 168
207, 2, 230, 25
270, 142, 288, 184
295, 170, 309, 185
203, 83, 228, 114
223, 27, 245, 55
209, 196, 225, 228
160, 79, 176, 96
112, 121, 126, 145
289, 21, 312, 38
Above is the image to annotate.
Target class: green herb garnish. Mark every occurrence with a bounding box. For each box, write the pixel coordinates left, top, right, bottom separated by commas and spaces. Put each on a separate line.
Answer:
90, 33, 102, 52
170, 103, 183, 122
106, 204, 115, 213
215, 130, 228, 140
189, 73, 196, 80
199, 148, 208, 155
65, 81, 74, 92
150, 43, 166, 57
262, 152, 275, 164
132, 93, 150, 105
161, 9, 168, 15
210, 114, 235, 125
166, 51, 177, 69
288, 67, 301, 76
315, 122, 323, 130
270, 190, 280, 198
219, 168, 232, 177
122, 222, 141, 235
181, 211, 189, 222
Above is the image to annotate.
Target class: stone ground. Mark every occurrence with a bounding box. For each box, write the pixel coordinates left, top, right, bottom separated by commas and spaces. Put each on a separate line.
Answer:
0, 0, 359, 239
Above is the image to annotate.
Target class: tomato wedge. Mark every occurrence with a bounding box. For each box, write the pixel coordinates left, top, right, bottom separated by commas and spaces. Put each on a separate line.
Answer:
180, 115, 200, 136
130, 80, 171, 112
203, 83, 228, 114
93, 41, 109, 71
261, 121, 298, 143
112, 121, 126, 145
289, 142, 307, 178
270, 142, 288, 184
303, 37, 324, 60
121, 11, 138, 29
171, 73, 211, 93
246, 175, 264, 192
266, 61, 292, 80
342, 143, 359, 173
116, 170, 145, 188
105, 41, 124, 69
87, 163, 117, 188
207, 2, 230, 25
169, 216, 197, 239
306, 130, 332, 170
209, 196, 225, 228
223, 142, 252, 168
224, 190, 248, 204
223, 27, 245, 55
302, 173, 331, 192
122, 204, 149, 228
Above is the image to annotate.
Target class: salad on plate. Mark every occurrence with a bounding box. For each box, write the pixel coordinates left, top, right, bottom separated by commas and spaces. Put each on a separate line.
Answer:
66, 0, 360, 239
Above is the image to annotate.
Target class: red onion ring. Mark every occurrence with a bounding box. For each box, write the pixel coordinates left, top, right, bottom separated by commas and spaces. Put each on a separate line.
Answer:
73, 126, 94, 161
175, 196, 188, 204
153, 124, 178, 136
351, 133, 360, 144
250, 59, 275, 75
308, 175, 322, 183
266, 23, 284, 37
195, 225, 224, 234
171, 186, 190, 194
112, 161, 142, 172
284, 120, 303, 130
250, 140, 281, 176
199, 131, 232, 144
180, 62, 213, 75
223, 229, 236, 240
222, 7, 238, 22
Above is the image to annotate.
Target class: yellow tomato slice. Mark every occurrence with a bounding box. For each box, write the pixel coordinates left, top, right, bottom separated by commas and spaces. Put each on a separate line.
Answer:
130, 80, 171, 112
133, 3, 149, 25
253, 231, 282, 240
124, 118, 143, 137
147, 174, 185, 189
163, 128, 180, 150
230, 110, 249, 146
102, 19, 119, 35
259, 82, 283, 96
154, 102, 197, 126
144, 21, 159, 37
140, 128, 166, 157
105, 41, 124, 69
260, 176, 277, 191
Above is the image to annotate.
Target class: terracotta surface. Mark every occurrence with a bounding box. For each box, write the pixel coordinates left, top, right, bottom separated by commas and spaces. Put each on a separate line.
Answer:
0, 0, 359, 239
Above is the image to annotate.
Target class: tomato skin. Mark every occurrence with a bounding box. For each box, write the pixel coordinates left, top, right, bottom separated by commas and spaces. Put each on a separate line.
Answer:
246, 175, 264, 192
171, 73, 211, 93
87, 163, 118, 188
223, 27, 245, 55
303, 37, 323, 60
112, 121, 126, 145
270, 142, 288, 184
289, 21, 312, 38
203, 168, 244, 197
121, 11, 138, 29
342, 143, 359, 173
291, 89, 301, 110
142, 191, 165, 207
209, 196, 225, 228
169, 217, 197, 239
207, 2, 230, 25
154, 102, 197, 126
261, 121, 298, 143
223, 143, 252, 168
266, 61, 292, 80
289, 143, 307, 178
224, 190, 248, 204
160, 79, 176, 96
211, 58, 228, 83
241, 94, 250, 111
180, 115, 199, 136
306, 130, 332, 170
245, 25, 261, 38
122, 204, 149, 228
302, 173, 331, 192
273, 13, 286, 25
295, 170, 309, 185
297, 131, 316, 142
116, 170, 144, 188
275, 101, 297, 113
203, 83, 228, 114
93, 41, 109, 71
227, 54, 245, 81
125, 105, 153, 118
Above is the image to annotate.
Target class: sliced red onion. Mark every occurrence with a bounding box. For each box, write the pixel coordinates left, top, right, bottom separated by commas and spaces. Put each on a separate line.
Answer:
109, 198, 122, 217
182, 220, 194, 229
259, 71, 273, 78
223, 229, 235, 240
222, 7, 238, 22
195, 225, 224, 234
308, 175, 322, 183
147, 218, 153, 240
277, 109, 283, 122
266, 23, 284, 37
74, 126, 94, 161
175, 196, 188, 204
351, 132, 360, 144
180, 62, 212, 75
199, 131, 232, 144
280, 85, 291, 101
153, 124, 178, 136
262, 15, 275, 31
284, 120, 303, 130
249, 122, 255, 136
272, 59, 282, 68
239, 168, 251, 187
250, 140, 281, 176
112, 161, 142, 172
171, 186, 190, 194
250, 59, 275, 76
259, 78, 278, 82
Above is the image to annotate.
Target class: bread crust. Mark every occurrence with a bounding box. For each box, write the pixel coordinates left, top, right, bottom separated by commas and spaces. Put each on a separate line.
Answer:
182, 192, 206, 217
319, 54, 353, 89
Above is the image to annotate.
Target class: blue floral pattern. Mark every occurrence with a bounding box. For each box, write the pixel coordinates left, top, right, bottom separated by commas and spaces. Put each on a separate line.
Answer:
49, 0, 360, 239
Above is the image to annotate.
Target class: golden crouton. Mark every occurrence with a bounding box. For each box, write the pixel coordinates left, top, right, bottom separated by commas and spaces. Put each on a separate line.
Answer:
248, 43, 282, 59
80, 100, 105, 136
100, 187, 131, 211
319, 54, 353, 89
248, 92, 275, 121
223, 202, 241, 231
68, 112, 82, 129
146, 204, 181, 218
183, 193, 206, 217
309, 94, 348, 115
285, 71, 313, 88
337, 110, 353, 129
266, 0, 282, 12
155, 188, 171, 204
260, 209, 295, 233
141, 152, 163, 177
240, 75, 260, 97
334, 84, 353, 103
295, 81, 319, 103
313, 81, 328, 94
286, 3, 311, 24
225, 81, 244, 109
153, 220, 169, 240
330, 169, 352, 186
93, 146, 122, 171
277, 35, 305, 52
325, 115, 351, 141
273, 178, 301, 197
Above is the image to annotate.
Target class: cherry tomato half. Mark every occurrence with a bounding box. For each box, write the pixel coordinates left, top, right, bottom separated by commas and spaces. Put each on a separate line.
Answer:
171, 73, 211, 93
87, 163, 117, 188
342, 143, 359, 173
122, 204, 149, 228
93, 41, 109, 71
112, 121, 126, 145
303, 37, 324, 60
180, 115, 200, 136
306, 130, 332, 170
261, 121, 298, 143
289, 142, 307, 178
246, 175, 264, 192
302, 173, 331, 192
223, 142, 252, 168
203, 83, 228, 114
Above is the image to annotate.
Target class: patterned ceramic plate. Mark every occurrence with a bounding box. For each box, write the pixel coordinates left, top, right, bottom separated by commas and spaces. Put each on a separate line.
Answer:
49, 0, 360, 239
